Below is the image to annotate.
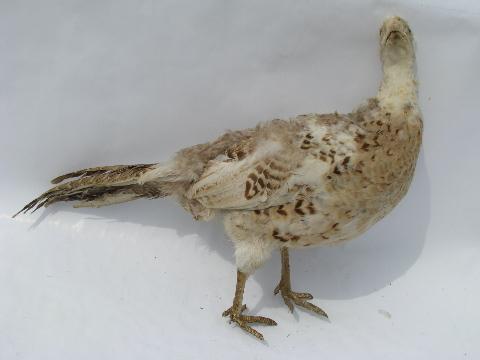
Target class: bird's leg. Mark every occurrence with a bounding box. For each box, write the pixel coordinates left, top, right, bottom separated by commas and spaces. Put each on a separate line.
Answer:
274, 248, 328, 318
222, 270, 277, 340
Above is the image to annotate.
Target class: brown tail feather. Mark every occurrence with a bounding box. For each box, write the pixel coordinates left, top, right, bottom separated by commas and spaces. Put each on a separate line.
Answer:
13, 163, 167, 218
50, 164, 154, 184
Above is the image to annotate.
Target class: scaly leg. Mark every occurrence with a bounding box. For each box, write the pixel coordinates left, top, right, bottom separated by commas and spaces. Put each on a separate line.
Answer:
223, 270, 277, 340
274, 248, 328, 317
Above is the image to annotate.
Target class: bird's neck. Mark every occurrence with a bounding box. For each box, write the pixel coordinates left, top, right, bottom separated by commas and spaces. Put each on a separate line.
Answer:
377, 60, 418, 110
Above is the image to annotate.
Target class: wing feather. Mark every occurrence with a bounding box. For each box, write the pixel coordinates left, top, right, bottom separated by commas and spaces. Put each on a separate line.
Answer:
188, 139, 299, 210
187, 114, 360, 211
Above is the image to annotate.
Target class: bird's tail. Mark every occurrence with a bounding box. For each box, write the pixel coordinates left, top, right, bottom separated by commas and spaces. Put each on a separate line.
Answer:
13, 162, 186, 218
13, 129, 255, 219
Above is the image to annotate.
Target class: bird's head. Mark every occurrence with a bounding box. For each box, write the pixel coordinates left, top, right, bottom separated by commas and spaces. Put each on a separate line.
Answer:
379, 16, 415, 67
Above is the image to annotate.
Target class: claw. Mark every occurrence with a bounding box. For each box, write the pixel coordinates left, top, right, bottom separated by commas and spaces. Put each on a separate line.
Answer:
282, 295, 294, 313
222, 304, 277, 340
295, 292, 314, 300
294, 298, 328, 317
275, 284, 328, 318
274, 284, 280, 295
237, 322, 265, 341
242, 315, 277, 326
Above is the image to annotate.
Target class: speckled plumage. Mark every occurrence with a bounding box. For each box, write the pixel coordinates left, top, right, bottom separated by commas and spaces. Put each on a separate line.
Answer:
16, 17, 422, 340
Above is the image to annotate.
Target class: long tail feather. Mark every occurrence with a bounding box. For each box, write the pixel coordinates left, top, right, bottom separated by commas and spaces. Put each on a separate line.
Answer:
13, 163, 169, 218
50, 165, 132, 184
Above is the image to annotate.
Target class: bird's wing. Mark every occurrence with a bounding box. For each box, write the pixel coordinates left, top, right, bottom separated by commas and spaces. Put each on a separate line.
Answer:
187, 119, 314, 210
187, 114, 363, 211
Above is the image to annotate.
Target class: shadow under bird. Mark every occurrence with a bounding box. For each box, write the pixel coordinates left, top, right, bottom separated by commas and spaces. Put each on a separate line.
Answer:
15, 16, 422, 340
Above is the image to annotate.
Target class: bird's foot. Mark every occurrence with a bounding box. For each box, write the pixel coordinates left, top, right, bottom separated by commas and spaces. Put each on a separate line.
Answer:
222, 304, 277, 341
274, 282, 328, 318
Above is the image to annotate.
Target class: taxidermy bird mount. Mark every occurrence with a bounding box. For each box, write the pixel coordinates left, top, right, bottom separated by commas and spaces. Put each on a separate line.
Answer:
15, 16, 422, 340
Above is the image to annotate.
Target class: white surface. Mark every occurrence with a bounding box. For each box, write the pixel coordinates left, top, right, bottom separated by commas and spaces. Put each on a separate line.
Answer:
1, 1, 479, 359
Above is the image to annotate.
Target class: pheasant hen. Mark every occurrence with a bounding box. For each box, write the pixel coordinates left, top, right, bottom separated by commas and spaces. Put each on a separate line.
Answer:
16, 16, 422, 340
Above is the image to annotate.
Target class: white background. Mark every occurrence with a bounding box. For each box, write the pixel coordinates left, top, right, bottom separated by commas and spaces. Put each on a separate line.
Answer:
1, 0, 479, 359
